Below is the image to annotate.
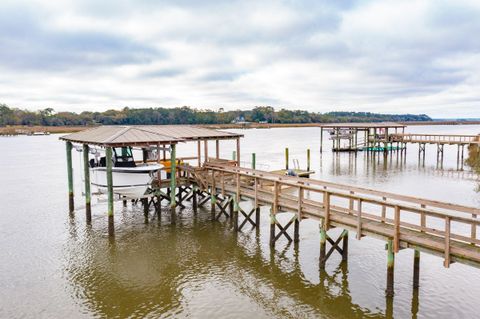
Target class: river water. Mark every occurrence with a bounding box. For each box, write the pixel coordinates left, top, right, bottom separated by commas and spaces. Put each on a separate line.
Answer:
0, 125, 479, 318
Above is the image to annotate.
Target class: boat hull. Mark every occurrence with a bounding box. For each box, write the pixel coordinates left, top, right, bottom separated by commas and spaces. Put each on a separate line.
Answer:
91, 165, 162, 199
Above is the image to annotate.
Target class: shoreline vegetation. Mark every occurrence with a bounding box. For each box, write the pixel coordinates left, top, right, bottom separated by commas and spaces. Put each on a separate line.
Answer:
1, 103, 431, 126
1, 103, 479, 135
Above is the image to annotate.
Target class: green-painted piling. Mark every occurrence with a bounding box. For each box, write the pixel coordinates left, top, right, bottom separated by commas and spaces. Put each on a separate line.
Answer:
251, 153, 256, 169
106, 147, 114, 236
170, 144, 177, 208
66, 142, 74, 212
232, 151, 236, 161
83, 144, 91, 222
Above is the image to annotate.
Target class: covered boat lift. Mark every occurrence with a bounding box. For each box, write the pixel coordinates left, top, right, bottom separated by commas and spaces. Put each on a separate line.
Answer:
318, 122, 407, 152
60, 125, 243, 235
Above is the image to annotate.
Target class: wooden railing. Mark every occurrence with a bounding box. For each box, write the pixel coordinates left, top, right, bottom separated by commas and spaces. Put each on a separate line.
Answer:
197, 163, 480, 268
391, 133, 480, 144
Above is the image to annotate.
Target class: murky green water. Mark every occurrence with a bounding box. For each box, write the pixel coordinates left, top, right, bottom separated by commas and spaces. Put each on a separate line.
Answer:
1, 125, 479, 318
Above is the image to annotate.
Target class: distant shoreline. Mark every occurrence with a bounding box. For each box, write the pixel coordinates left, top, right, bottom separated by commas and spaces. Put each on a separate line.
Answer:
2, 120, 480, 135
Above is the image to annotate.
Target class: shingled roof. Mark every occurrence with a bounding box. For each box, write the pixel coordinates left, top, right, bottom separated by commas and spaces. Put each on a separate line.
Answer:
59, 125, 243, 147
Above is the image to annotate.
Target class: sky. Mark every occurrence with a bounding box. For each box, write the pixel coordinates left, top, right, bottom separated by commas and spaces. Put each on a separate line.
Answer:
0, 0, 479, 118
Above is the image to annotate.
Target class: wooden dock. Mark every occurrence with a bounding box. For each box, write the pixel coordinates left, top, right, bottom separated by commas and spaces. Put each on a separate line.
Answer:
170, 162, 480, 296
61, 124, 480, 298
391, 133, 480, 145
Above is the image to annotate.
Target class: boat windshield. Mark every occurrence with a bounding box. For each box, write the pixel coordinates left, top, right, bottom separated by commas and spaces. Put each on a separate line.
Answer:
113, 147, 136, 167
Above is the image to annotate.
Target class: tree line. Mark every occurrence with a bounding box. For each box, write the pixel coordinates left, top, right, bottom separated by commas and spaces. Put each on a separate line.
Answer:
0, 104, 432, 126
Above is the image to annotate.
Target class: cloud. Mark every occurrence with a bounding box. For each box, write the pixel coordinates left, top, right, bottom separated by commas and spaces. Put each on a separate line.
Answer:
0, 0, 479, 117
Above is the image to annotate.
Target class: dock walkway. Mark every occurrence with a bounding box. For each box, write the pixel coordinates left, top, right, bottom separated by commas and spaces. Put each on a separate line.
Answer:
177, 162, 480, 295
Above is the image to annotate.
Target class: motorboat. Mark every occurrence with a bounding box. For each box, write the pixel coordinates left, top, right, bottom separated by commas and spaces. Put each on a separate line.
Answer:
90, 146, 162, 198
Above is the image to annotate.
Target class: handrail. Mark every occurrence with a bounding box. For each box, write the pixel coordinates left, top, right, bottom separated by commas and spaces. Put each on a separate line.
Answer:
197, 163, 480, 267
204, 163, 480, 215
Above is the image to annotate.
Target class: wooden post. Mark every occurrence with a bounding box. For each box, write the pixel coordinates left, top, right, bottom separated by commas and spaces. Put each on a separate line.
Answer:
356, 199, 363, 240
252, 153, 256, 169
342, 231, 349, 261
381, 197, 387, 222
66, 142, 74, 213
236, 137, 241, 166
170, 144, 177, 208
384, 128, 389, 154
192, 186, 197, 214
320, 127, 323, 153
234, 173, 240, 230
197, 140, 201, 167
83, 144, 92, 223
472, 213, 477, 244
386, 239, 395, 297
324, 192, 330, 230
204, 140, 208, 163
254, 177, 260, 227
210, 170, 216, 215
215, 139, 219, 159
319, 220, 327, 269
307, 149, 310, 171
294, 217, 300, 243
413, 249, 420, 289
444, 216, 451, 268
270, 181, 279, 246
394, 206, 400, 253
106, 147, 114, 236
285, 147, 289, 170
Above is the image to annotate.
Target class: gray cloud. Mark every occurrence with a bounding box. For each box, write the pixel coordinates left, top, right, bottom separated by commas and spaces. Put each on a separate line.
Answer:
0, 0, 479, 117
0, 5, 159, 72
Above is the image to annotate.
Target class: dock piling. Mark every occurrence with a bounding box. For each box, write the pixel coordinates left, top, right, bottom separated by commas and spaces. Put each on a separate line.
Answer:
307, 149, 310, 171
413, 249, 420, 289
386, 239, 395, 296
342, 231, 349, 261
285, 148, 289, 170
106, 147, 114, 236
319, 221, 327, 269
66, 142, 74, 213
170, 144, 177, 209
320, 128, 323, 153
82, 144, 91, 222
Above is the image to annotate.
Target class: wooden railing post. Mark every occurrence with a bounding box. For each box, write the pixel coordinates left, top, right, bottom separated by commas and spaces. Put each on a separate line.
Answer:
394, 205, 400, 253
356, 199, 363, 240
270, 181, 279, 246
472, 213, 477, 245
324, 192, 330, 230
381, 197, 387, 222
444, 216, 451, 268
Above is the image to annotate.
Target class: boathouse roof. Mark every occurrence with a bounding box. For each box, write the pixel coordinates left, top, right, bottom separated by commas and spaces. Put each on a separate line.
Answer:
60, 125, 243, 147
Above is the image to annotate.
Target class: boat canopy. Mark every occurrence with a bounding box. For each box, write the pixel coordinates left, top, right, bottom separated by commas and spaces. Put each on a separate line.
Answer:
60, 125, 243, 147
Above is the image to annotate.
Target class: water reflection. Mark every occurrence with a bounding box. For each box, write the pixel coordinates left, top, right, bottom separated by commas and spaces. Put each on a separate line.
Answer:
329, 148, 478, 182
64, 205, 400, 318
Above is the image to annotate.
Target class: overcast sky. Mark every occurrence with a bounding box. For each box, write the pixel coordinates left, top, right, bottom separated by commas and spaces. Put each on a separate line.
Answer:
1, 0, 479, 117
